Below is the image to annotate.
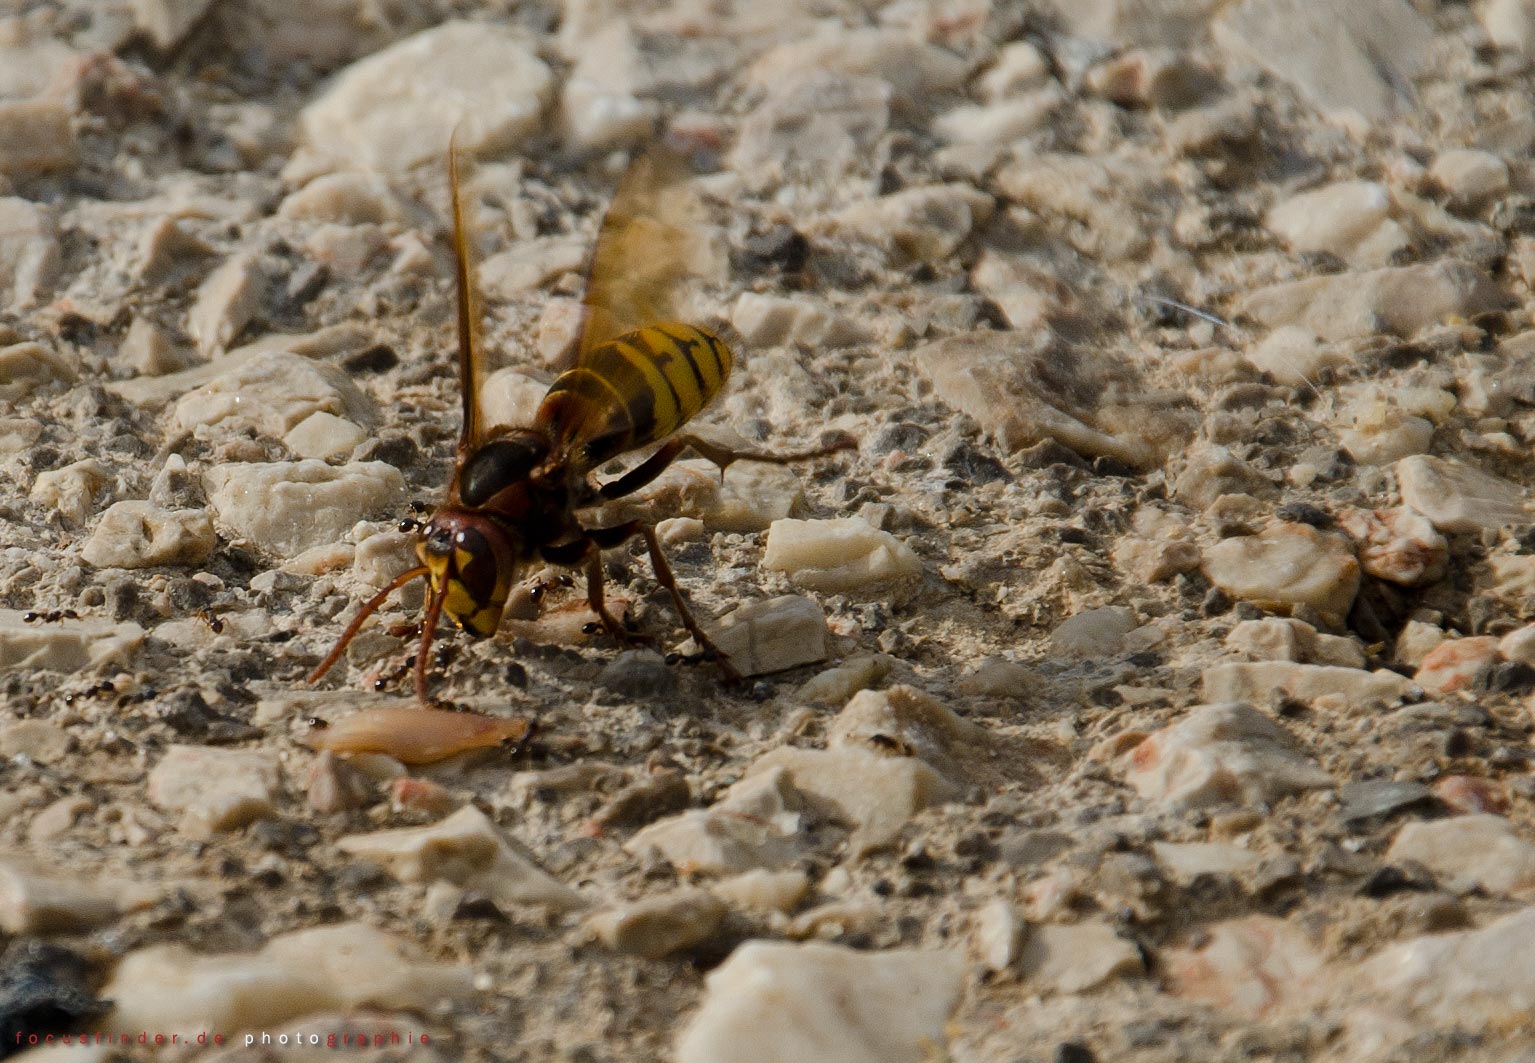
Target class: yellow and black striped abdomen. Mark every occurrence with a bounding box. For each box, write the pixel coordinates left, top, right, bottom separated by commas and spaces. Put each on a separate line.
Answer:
537, 322, 733, 469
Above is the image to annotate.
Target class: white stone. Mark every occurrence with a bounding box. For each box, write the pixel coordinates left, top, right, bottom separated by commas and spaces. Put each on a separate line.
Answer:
1338, 402, 1434, 466
479, 235, 587, 297
628, 768, 806, 875
1152, 841, 1261, 880
710, 869, 810, 914
820, 185, 994, 266
104, 922, 473, 1040
676, 941, 964, 1063
297, 22, 554, 175
1202, 661, 1414, 707
1430, 149, 1509, 210
1164, 915, 1324, 1018
1239, 261, 1500, 342
731, 71, 890, 188
1356, 907, 1535, 1030
587, 888, 726, 959
1337, 507, 1448, 587
129, 0, 214, 48
1482, 0, 1535, 53
81, 500, 216, 568
707, 595, 830, 676
187, 253, 264, 356
973, 899, 1023, 973
797, 654, 894, 707
914, 331, 1152, 466
1385, 814, 1535, 895
337, 805, 584, 913
479, 368, 548, 432
204, 460, 405, 559
0, 197, 59, 310
1245, 325, 1348, 386
968, 247, 1071, 332
1396, 455, 1529, 533
745, 26, 968, 117
1213, 0, 1431, 118
1122, 702, 1333, 809
0, 99, 76, 178
0, 610, 144, 673
29, 459, 111, 526
1263, 181, 1404, 264
933, 90, 1061, 148
1019, 920, 1146, 992
1225, 618, 1367, 669
747, 744, 959, 856
764, 518, 922, 593
147, 745, 281, 835
1498, 623, 1535, 667
558, 22, 659, 152
278, 172, 403, 226
976, 41, 1050, 101
1049, 606, 1137, 659
1395, 619, 1446, 668
284, 411, 367, 460
732, 293, 858, 350
1202, 524, 1361, 625
0, 858, 128, 933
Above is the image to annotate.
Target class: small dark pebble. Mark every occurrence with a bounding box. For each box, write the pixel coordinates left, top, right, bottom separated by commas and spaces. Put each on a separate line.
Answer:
1276, 501, 1332, 527
0, 941, 109, 1059
1359, 864, 1434, 898
343, 344, 399, 374
1055, 1042, 1098, 1063
597, 650, 678, 699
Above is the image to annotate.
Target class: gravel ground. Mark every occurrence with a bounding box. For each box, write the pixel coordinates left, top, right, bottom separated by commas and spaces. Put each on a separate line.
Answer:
5, 0, 1535, 1060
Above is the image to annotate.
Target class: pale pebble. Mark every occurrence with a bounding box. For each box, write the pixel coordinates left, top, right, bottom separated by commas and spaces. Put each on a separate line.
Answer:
796, 654, 894, 706
1122, 702, 1333, 809
1212, 0, 1431, 118
972, 899, 1023, 973
1163, 915, 1324, 1018
1201, 524, 1360, 625
1337, 507, 1447, 587
296, 21, 554, 175
1152, 841, 1261, 880
708, 595, 830, 677
1430, 148, 1509, 211
104, 922, 473, 1040
0, 196, 59, 310
147, 745, 281, 835
1203, 661, 1414, 707
187, 253, 264, 356
337, 805, 584, 913
1396, 455, 1529, 533
627, 768, 806, 875
914, 331, 1152, 467
29, 459, 112, 526
764, 517, 922, 594
587, 888, 726, 959
676, 941, 964, 1063
1414, 636, 1500, 695
0, 342, 76, 401
709, 869, 811, 915
0, 610, 144, 673
1049, 606, 1137, 659
1238, 261, 1500, 342
204, 460, 405, 559
284, 411, 367, 461
81, 500, 215, 569
1019, 920, 1145, 992
0, 858, 126, 933
1386, 814, 1535, 894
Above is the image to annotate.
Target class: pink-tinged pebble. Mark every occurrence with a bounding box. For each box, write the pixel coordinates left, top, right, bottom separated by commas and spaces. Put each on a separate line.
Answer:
1414, 637, 1500, 695
1337, 507, 1447, 587
389, 776, 458, 814
1432, 775, 1508, 815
